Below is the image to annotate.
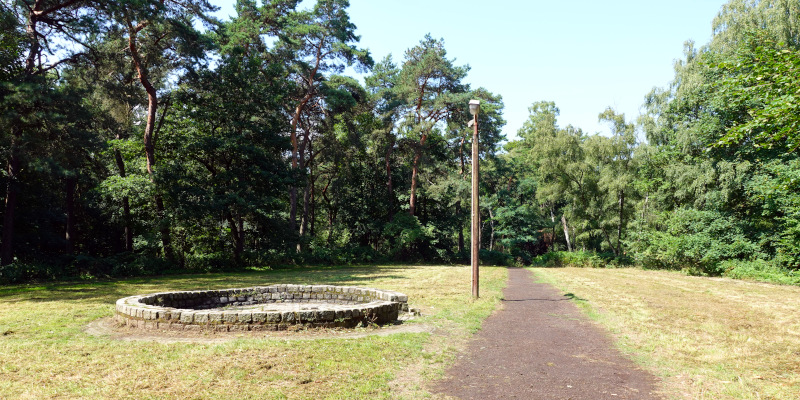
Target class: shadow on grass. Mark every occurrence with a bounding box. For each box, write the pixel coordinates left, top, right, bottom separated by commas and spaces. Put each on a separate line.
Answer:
501, 292, 587, 303
564, 292, 588, 302
0, 264, 449, 303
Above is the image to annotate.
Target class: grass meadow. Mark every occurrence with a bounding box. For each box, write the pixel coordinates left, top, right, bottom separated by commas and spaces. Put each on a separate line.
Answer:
534, 267, 800, 400
3, 264, 800, 399
0, 265, 507, 399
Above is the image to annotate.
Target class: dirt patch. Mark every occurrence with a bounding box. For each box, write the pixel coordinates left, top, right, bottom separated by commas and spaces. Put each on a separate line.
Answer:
86, 316, 431, 344
432, 267, 661, 399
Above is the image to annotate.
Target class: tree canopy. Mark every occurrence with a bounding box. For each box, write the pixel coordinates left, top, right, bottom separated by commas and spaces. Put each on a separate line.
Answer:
2, 0, 800, 285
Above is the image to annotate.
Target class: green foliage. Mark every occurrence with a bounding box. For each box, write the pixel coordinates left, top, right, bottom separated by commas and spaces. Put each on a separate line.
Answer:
530, 251, 613, 269
628, 208, 762, 275
711, 32, 800, 152
8, 0, 800, 289
479, 249, 512, 266
747, 157, 800, 267
625, 2, 800, 282
382, 213, 427, 258
0, 261, 65, 284
721, 259, 800, 285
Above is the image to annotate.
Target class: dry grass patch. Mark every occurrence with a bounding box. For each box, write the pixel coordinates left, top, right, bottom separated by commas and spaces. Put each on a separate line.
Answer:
0, 265, 506, 399
534, 267, 800, 400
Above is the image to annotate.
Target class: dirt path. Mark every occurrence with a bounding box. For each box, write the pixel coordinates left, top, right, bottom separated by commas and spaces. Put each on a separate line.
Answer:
432, 267, 661, 399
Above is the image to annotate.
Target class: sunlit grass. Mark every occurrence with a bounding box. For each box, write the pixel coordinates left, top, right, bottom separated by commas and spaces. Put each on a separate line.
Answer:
0, 265, 507, 399
534, 267, 800, 400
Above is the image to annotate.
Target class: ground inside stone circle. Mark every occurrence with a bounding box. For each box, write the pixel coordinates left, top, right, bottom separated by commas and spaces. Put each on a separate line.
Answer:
432, 267, 662, 399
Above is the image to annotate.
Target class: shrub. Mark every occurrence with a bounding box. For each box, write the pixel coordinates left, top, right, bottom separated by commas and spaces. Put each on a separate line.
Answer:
627, 208, 762, 275
530, 251, 605, 268
479, 249, 511, 266
721, 259, 800, 286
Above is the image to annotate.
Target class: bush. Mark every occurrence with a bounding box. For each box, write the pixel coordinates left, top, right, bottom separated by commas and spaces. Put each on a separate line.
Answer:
479, 249, 511, 266
627, 208, 762, 275
183, 252, 234, 272
721, 259, 800, 286
530, 251, 606, 268
0, 261, 61, 284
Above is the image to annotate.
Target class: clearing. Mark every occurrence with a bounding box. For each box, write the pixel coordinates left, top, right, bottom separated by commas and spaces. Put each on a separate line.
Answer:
2, 265, 799, 399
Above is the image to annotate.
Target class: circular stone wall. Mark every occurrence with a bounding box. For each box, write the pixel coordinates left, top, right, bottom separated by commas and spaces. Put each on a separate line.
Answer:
115, 285, 409, 332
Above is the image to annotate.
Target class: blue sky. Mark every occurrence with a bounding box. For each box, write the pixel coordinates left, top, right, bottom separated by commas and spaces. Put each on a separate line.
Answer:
210, 0, 727, 140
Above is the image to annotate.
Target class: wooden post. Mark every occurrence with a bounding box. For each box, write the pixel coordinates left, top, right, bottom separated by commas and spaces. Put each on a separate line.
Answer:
471, 107, 480, 299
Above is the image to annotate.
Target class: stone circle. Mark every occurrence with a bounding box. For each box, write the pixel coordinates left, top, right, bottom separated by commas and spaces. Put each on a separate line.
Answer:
115, 285, 409, 332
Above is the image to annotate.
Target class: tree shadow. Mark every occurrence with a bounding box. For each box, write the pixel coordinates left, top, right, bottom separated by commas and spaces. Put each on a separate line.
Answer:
564, 292, 588, 302
0, 264, 429, 304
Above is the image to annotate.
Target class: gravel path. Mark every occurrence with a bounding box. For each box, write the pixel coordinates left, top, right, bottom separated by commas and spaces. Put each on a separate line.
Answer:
432, 267, 661, 399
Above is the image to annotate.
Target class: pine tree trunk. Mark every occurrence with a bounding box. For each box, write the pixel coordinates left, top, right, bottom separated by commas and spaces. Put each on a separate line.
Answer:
238, 216, 244, 261
1, 143, 21, 265
65, 175, 76, 254
288, 89, 314, 234
295, 132, 310, 253
298, 179, 311, 253
129, 22, 172, 261
457, 202, 464, 255
113, 145, 133, 251
227, 213, 243, 265
310, 165, 316, 237
409, 144, 423, 216
386, 140, 394, 218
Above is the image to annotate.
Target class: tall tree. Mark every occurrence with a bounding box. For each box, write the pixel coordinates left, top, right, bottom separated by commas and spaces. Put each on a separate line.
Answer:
99, 0, 217, 261
279, 0, 371, 244
365, 55, 402, 218
395, 34, 468, 217
713, 0, 800, 51
1, 0, 96, 265
596, 108, 638, 255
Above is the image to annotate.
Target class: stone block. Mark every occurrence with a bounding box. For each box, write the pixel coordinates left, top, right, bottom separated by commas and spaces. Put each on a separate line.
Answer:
252, 312, 266, 324
208, 312, 223, 324
266, 312, 281, 323
223, 313, 238, 324
194, 312, 209, 324
282, 312, 296, 323
179, 312, 194, 324
238, 312, 253, 323
298, 311, 314, 322
317, 310, 335, 321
